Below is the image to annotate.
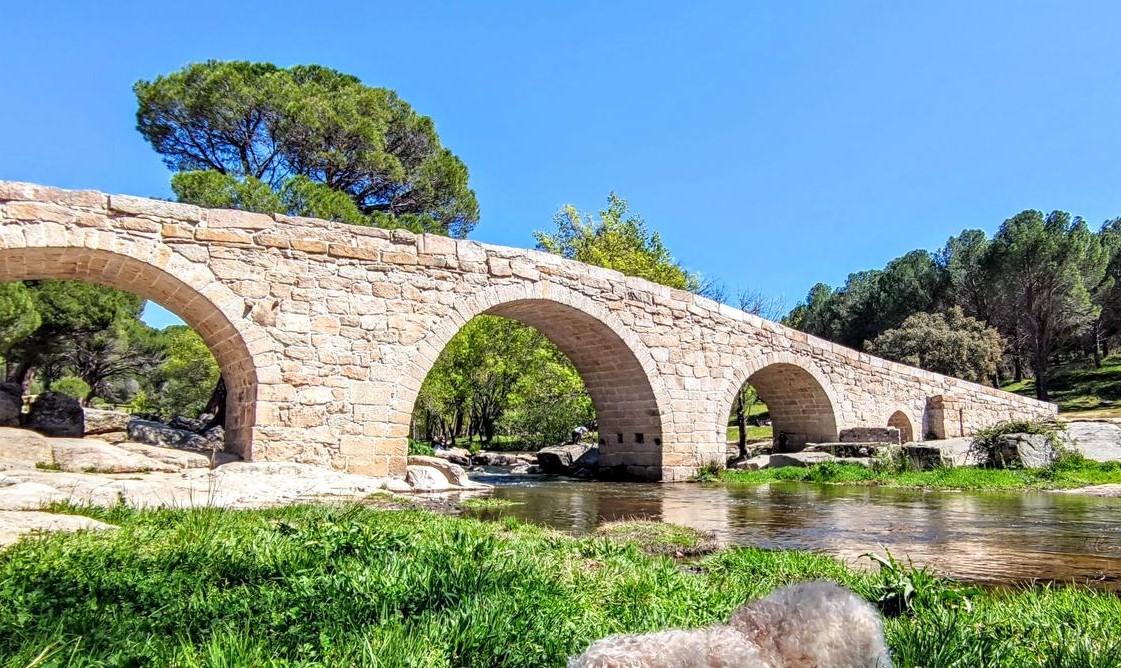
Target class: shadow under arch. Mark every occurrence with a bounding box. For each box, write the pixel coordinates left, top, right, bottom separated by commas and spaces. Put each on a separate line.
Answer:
0, 244, 261, 458
722, 355, 840, 451
887, 410, 915, 443
397, 282, 670, 479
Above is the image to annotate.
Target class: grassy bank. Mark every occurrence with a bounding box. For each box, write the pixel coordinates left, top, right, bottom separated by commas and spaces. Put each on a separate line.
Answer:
721, 457, 1121, 491
1003, 355, 1121, 417
1, 505, 1119, 666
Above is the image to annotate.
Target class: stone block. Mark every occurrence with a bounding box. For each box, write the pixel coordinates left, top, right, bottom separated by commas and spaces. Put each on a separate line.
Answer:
839, 427, 901, 445
208, 208, 274, 230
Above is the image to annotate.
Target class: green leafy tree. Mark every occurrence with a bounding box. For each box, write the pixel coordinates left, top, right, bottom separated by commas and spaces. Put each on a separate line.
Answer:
0, 282, 41, 361
135, 60, 479, 237
535, 194, 700, 292
144, 326, 221, 419
866, 307, 1006, 384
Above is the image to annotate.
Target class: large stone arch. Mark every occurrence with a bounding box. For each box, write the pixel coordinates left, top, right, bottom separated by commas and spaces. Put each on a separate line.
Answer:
392, 281, 671, 479
0, 226, 264, 458
720, 353, 841, 451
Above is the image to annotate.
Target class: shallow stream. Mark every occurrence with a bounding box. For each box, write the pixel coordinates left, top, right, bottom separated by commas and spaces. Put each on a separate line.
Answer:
465, 472, 1121, 590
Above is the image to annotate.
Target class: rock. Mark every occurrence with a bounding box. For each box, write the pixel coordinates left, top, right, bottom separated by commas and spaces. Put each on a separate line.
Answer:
82, 408, 131, 435
0, 383, 22, 427
931, 437, 974, 466
0, 427, 52, 469
0, 510, 114, 547
51, 439, 178, 473
117, 442, 223, 469
902, 444, 952, 470
472, 451, 536, 467
0, 481, 69, 510
1064, 421, 1121, 462
537, 442, 599, 475
432, 446, 472, 467
993, 433, 1056, 469
510, 464, 543, 475
24, 392, 84, 437
407, 455, 476, 487
767, 452, 837, 468
405, 465, 453, 491
168, 415, 205, 433
839, 427, 901, 444
728, 454, 772, 471
384, 478, 412, 493
805, 442, 888, 458
127, 419, 211, 451
98, 431, 129, 444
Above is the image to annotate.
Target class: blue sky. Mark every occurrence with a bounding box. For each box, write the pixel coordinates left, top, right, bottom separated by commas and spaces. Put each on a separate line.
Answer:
3, 2, 1120, 329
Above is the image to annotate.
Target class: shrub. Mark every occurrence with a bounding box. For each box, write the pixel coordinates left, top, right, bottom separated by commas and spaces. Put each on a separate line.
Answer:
49, 376, 90, 401
408, 439, 435, 456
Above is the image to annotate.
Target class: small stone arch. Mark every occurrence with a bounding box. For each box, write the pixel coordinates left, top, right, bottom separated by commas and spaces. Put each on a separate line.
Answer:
0, 231, 263, 458
887, 410, 915, 443
394, 281, 671, 479
721, 354, 841, 451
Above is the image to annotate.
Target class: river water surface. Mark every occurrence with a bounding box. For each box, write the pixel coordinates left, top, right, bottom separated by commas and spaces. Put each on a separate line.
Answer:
465, 473, 1121, 590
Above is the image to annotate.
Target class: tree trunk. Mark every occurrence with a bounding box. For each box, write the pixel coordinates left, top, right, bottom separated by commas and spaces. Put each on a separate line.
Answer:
6, 360, 32, 390
1013, 354, 1023, 384
202, 376, 227, 430
1092, 318, 1103, 368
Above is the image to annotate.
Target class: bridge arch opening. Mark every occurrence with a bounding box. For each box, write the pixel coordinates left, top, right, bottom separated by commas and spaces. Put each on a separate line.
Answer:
0, 247, 258, 457
726, 362, 838, 452
888, 410, 914, 443
406, 296, 666, 479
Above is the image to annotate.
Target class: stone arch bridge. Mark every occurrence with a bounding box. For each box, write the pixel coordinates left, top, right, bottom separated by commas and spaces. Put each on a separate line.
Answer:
0, 182, 1055, 481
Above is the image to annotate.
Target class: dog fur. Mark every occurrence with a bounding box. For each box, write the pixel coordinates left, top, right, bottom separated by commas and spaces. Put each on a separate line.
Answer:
568, 581, 892, 668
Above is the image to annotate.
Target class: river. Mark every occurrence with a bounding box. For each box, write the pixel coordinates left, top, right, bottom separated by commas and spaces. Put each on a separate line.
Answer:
464, 472, 1121, 590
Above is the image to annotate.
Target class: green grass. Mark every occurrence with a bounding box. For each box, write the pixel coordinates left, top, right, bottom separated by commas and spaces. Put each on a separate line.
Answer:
725, 425, 774, 442
722, 457, 1121, 491
0, 504, 1119, 666
460, 497, 523, 511
594, 520, 721, 556
1003, 355, 1121, 416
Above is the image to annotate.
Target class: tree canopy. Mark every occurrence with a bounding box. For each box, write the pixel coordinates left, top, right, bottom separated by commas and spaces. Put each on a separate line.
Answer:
135, 60, 479, 237
866, 308, 1005, 384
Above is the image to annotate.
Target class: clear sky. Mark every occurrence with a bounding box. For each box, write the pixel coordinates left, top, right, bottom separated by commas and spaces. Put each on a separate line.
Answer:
3, 1, 1120, 329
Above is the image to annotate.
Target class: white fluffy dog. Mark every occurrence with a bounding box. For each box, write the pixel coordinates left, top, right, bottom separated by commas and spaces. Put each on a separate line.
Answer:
569, 581, 892, 668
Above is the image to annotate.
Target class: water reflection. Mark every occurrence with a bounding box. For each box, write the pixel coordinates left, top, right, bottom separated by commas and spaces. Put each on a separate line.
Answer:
466, 473, 1121, 590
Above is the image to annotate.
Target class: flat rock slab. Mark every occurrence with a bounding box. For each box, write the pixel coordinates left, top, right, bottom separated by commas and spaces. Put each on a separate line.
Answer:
117, 442, 220, 469
51, 439, 178, 473
0, 481, 70, 510
83, 409, 131, 435
0, 510, 114, 547
768, 452, 837, 468
1065, 421, 1121, 462
0, 427, 52, 469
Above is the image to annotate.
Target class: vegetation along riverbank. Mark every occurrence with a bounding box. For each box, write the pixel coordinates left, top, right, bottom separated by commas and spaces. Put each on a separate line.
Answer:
1, 503, 1119, 667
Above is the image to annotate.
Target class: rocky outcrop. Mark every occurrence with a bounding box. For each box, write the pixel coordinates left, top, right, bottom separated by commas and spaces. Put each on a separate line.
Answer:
432, 446, 471, 467
0, 427, 52, 469
405, 465, 453, 491
537, 442, 599, 475
0, 510, 114, 547
24, 392, 84, 437
0, 384, 22, 427
472, 451, 537, 467
50, 438, 178, 473
407, 455, 477, 488
839, 427, 900, 444
1064, 421, 1121, 462
767, 452, 837, 468
127, 419, 212, 451
82, 408, 131, 435
902, 444, 952, 471
992, 433, 1056, 468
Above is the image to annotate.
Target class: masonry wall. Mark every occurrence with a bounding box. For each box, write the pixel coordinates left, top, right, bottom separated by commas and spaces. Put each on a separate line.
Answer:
0, 181, 1057, 481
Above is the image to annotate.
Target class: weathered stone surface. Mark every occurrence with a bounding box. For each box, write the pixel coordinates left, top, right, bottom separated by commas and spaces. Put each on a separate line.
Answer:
728, 454, 771, 471
0, 481, 70, 510
0, 510, 114, 547
537, 442, 599, 475
510, 463, 543, 475
0, 384, 22, 427
806, 442, 887, 458
405, 465, 453, 491
51, 438, 178, 473
472, 451, 537, 467
0, 180, 1060, 483
839, 427, 900, 444
407, 455, 478, 488
993, 433, 1056, 469
117, 442, 233, 469
1064, 421, 1121, 462
83, 408, 131, 435
768, 452, 837, 468
432, 446, 472, 467
0, 427, 51, 469
98, 430, 129, 444
127, 419, 211, 451
25, 392, 84, 437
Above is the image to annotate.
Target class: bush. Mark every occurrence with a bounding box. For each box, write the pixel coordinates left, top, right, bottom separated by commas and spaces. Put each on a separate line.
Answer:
968, 420, 1067, 468
408, 439, 435, 456
49, 376, 90, 401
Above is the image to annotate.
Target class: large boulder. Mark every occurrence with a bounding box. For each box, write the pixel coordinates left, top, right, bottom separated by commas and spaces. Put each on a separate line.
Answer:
432, 446, 472, 467
1064, 421, 1121, 462
83, 408, 131, 435
0, 427, 52, 469
407, 455, 475, 487
24, 392, 84, 437
537, 442, 599, 475
0, 384, 22, 427
902, 444, 952, 471
472, 451, 536, 467
767, 452, 836, 468
126, 419, 211, 451
992, 433, 1056, 469
117, 441, 231, 469
405, 465, 454, 492
839, 427, 901, 444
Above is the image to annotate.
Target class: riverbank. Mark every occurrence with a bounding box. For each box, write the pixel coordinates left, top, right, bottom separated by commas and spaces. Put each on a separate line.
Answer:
719, 457, 1121, 491
0, 504, 1117, 667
